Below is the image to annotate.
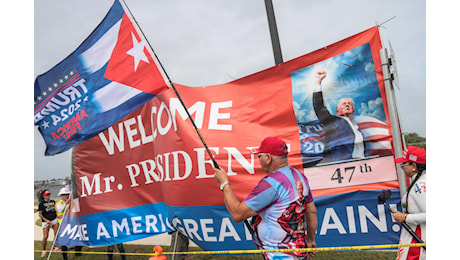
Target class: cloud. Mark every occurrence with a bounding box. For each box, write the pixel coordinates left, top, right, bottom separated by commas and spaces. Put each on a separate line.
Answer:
293, 101, 317, 123
365, 62, 375, 72
358, 97, 385, 121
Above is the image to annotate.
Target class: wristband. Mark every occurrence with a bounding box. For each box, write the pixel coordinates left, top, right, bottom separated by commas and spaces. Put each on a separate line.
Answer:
220, 181, 230, 191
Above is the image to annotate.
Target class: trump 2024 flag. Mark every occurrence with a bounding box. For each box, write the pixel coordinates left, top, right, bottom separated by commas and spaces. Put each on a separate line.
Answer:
34, 0, 169, 155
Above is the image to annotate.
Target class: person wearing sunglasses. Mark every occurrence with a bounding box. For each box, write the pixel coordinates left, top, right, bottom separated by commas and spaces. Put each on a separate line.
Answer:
213, 137, 318, 259
38, 189, 61, 257
393, 146, 426, 260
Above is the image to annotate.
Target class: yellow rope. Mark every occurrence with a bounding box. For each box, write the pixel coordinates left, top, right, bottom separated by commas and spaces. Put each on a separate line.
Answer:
35, 243, 425, 256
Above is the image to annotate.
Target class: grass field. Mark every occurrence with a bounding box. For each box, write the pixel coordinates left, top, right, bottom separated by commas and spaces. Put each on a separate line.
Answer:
34, 241, 397, 259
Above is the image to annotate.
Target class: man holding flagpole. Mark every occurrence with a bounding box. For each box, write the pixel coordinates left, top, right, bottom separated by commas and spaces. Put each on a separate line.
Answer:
213, 137, 318, 259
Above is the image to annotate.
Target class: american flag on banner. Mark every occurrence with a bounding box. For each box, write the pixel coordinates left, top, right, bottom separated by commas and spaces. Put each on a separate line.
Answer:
352, 115, 393, 157
298, 115, 393, 167
34, 0, 169, 155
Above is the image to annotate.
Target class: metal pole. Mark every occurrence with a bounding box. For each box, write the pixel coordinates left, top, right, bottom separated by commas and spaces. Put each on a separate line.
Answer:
264, 0, 283, 65
380, 47, 407, 197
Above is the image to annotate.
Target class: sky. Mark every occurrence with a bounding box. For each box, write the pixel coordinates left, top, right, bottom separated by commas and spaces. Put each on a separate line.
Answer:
33, 0, 426, 181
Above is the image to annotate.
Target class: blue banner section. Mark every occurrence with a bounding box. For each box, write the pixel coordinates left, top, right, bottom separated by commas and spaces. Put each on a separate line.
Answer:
168, 189, 401, 250
55, 202, 173, 247
56, 190, 400, 248
315, 189, 401, 247
168, 204, 255, 250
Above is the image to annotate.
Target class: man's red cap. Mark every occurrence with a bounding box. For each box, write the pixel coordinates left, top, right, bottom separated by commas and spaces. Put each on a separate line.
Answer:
42, 190, 51, 195
394, 146, 426, 164
250, 137, 288, 156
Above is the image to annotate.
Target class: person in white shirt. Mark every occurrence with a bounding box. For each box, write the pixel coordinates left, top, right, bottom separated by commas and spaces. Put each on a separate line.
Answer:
393, 146, 426, 260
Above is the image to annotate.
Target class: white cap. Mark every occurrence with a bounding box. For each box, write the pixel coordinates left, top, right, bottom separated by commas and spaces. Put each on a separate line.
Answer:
58, 187, 71, 195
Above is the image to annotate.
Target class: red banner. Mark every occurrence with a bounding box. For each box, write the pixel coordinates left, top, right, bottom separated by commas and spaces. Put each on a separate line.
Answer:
63, 27, 401, 249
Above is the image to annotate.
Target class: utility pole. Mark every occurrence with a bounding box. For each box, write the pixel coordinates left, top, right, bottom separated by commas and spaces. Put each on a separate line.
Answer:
380, 47, 407, 197
264, 0, 283, 65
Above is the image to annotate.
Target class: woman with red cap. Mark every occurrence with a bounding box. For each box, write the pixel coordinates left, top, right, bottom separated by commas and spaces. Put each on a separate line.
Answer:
38, 189, 60, 257
393, 146, 426, 260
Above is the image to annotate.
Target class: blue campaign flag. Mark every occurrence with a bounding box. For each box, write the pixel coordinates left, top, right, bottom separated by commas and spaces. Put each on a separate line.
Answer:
34, 0, 169, 155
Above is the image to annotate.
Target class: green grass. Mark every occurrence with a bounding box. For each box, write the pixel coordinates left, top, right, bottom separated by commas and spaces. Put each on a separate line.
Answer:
34, 241, 397, 260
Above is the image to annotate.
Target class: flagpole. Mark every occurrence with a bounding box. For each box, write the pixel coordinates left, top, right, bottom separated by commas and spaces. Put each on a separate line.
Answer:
160, 69, 221, 169
47, 153, 75, 260
119, 0, 219, 168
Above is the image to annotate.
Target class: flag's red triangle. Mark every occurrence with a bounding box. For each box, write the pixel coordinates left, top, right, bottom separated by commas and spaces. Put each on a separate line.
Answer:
104, 13, 167, 94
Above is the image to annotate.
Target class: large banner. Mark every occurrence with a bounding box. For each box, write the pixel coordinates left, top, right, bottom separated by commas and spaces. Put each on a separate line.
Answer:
57, 27, 402, 250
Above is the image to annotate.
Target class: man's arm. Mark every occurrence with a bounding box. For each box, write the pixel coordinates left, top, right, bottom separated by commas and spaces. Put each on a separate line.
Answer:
213, 167, 257, 222
313, 71, 335, 124
316, 71, 327, 86
305, 201, 317, 248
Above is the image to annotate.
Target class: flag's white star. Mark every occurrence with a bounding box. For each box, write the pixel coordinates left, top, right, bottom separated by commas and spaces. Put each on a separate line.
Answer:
126, 32, 150, 72
41, 121, 50, 129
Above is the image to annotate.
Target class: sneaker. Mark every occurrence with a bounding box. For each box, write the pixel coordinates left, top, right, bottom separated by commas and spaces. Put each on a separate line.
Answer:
53, 246, 62, 251
41, 251, 47, 257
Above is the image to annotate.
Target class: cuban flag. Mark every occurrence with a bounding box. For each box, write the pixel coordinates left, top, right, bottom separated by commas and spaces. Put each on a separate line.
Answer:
34, 0, 169, 155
